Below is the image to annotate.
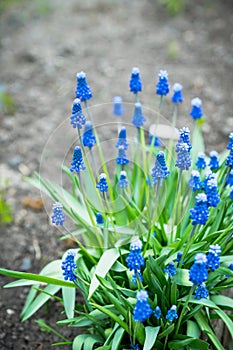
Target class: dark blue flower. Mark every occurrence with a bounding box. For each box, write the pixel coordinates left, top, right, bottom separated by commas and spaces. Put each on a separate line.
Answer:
129, 67, 142, 94
194, 283, 209, 300
189, 170, 202, 192
189, 253, 208, 285
51, 202, 65, 226
177, 127, 192, 152
70, 146, 86, 174
195, 152, 206, 170
133, 290, 152, 322
176, 252, 183, 264
230, 187, 233, 199
116, 146, 130, 166
226, 150, 233, 167
226, 170, 233, 186
126, 239, 144, 283
190, 193, 209, 225
118, 170, 129, 188
154, 306, 161, 319
164, 262, 176, 277
209, 151, 219, 170
61, 251, 77, 281
115, 127, 128, 151
166, 305, 178, 322
171, 83, 183, 103
96, 212, 104, 225
205, 177, 220, 208
176, 142, 192, 170
227, 132, 233, 150
96, 173, 108, 193
132, 102, 146, 128
151, 151, 170, 185
70, 98, 86, 129
156, 70, 170, 96
75, 71, 92, 102
113, 96, 125, 116
149, 133, 162, 147
82, 121, 96, 148
207, 244, 221, 271
190, 97, 203, 120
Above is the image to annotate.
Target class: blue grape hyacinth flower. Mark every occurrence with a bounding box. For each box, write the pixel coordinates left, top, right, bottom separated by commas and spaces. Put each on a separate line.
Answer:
70, 146, 86, 174
176, 142, 192, 170
209, 151, 219, 170
118, 170, 129, 188
205, 177, 220, 208
207, 244, 221, 271
116, 146, 130, 166
166, 305, 178, 322
164, 261, 176, 277
177, 127, 192, 152
227, 132, 233, 150
70, 98, 86, 129
61, 251, 77, 282
196, 152, 206, 170
151, 151, 170, 185
96, 212, 104, 225
132, 102, 146, 128
133, 290, 153, 322
51, 202, 65, 226
190, 193, 209, 225
129, 67, 142, 94
96, 173, 108, 193
189, 253, 208, 285
82, 121, 96, 148
171, 83, 183, 104
189, 170, 202, 191
113, 96, 125, 116
154, 306, 162, 319
226, 150, 233, 167
115, 127, 129, 151
75, 71, 92, 102
126, 238, 144, 283
226, 169, 233, 186
156, 70, 170, 96
149, 133, 162, 147
176, 252, 183, 264
194, 283, 209, 300
190, 97, 203, 120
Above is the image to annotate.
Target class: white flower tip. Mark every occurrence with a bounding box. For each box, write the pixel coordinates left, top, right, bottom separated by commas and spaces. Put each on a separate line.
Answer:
191, 97, 202, 107
173, 83, 182, 92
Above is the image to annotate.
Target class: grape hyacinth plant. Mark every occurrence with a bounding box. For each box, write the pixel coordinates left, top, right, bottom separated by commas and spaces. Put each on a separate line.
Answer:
1, 67, 233, 350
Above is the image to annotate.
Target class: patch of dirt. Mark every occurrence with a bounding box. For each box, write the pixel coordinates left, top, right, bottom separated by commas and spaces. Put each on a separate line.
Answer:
0, 0, 233, 348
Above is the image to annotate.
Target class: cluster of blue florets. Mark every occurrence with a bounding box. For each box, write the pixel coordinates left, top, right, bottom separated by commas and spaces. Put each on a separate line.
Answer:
151, 151, 170, 185
70, 146, 86, 174
190, 193, 209, 225
75, 71, 92, 102
82, 121, 96, 148
61, 251, 77, 282
118, 170, 129, 188
96, 173, 108, 193
126, 239, 144, 283
132, 102, 146, 128
164, 261, 176, 277
51, 202, 65, 226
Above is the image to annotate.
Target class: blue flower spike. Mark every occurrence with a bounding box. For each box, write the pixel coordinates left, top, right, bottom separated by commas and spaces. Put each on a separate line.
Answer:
149, 133, 162, 147
171, 83, 183, 104
164, 261, 176, 277
156, 70, 170, 96
151, 151, 170, 185
118, 170, 129, 188
70, 146, 86, 174
207, 244, 221, 271
196, 152, 206, 170
51, 202, 65, 226
129, 67, 142, 94
82, 121, 96, 149
116, 127, 129, 151
176, 142, 192, 171
75, 71, 92, 102
96, 212, 104, 225
133, 290, 153, 322
209, 151, 219, 170
227, 132, 233, 150
96, 173, 108, 193
166, 305, 178, 322
132, 102, 146, 128
70, 98, 86, 129
189, 253, 208, 285
188, 170, 202, 192
154, 306, 162, 319
190, 193, 209, 226
194, 282, 209, 300
113, 96, 125, 116
226, 169, 233, 186
61, 251, 77, 282
177, 127, 192, 152
205, 176, 220, 208
190, 97, 203, 120
126, 238, 144, 283
116, 145, 130, 166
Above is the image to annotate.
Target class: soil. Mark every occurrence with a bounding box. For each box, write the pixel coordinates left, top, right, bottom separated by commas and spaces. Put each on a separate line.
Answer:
0, 0, 233, 349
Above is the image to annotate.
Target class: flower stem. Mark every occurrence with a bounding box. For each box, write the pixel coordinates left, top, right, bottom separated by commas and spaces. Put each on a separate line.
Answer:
175, 285, 195, 335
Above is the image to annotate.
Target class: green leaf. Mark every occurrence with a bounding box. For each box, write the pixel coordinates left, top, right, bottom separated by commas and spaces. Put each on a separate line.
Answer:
179, 296, 218, 309
175, 269, 192, 287
191, 125, 205, 162
211, 295, 233, 310
22, 284, 60, 321
88, 248, 120, 298
62, 286, 76, 319
215, 308, 233, 339
143, 326, 160, 350
111, 327, 125, 350
168, 337, 195, 349
0, 268, 75, 288
158, 324, 174, 338
187, 320, 200, 338
72, 334, 102, 350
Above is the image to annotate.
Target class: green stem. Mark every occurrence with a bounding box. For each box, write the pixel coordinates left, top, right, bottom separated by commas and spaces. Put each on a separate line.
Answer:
171, 169, 182, 242
175, 285, 195, 335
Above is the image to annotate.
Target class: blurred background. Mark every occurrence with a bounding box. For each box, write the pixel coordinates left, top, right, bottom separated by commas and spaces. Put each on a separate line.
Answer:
0, 0, 233, 348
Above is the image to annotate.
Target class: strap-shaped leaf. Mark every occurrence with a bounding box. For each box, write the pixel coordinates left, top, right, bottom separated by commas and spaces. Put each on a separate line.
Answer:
143, 326, 160, 350
62, 286, 76, 319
